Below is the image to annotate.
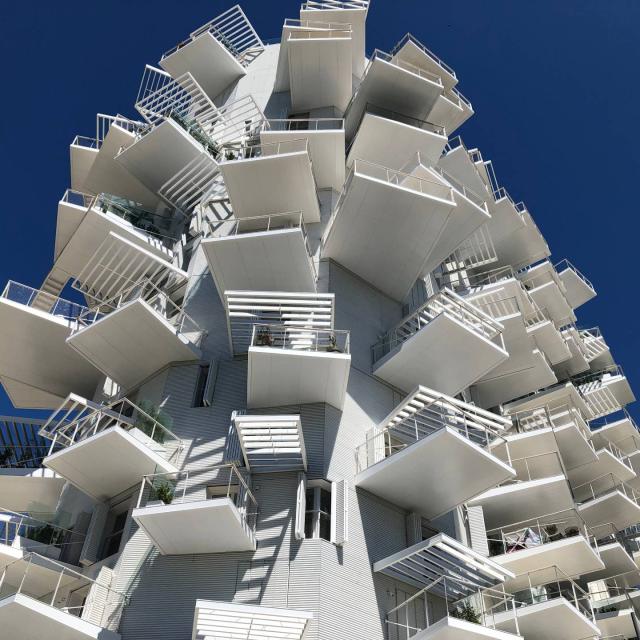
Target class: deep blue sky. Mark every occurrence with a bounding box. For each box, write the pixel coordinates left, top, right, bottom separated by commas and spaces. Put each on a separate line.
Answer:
1, 1, 638, 418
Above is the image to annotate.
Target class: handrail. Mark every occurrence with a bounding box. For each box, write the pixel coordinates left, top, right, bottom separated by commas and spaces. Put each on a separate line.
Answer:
503, 450, 565, 484
284, 17, 352, 30
573, 365, 626, 388
358, 102, 446, 136
220, 137, 310, 161
264, 117, 344, 131
60, 188, 95, 209
573, 472, 640, 507
555, 259, 595, 292
302, 0, 370, 9
391, 33, 457, 80
0, 445, 49, 470
250, 323, 350, 354
370, 49, 444, 86
429, 164, 488, 209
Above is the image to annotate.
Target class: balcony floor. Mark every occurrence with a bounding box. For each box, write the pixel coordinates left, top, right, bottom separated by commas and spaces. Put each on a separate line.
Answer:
568, 448, 636, 487
527, 320, 571, 365
355, 427, 515, 520
595, 609, 635, 638
373, 313, 508, 397
0, 468, 65, 512
133, 497, 256, 555
558, 267, 596, 309
580, 542, 640, 584
577, 490, 640, 532
412, 616, 523, 640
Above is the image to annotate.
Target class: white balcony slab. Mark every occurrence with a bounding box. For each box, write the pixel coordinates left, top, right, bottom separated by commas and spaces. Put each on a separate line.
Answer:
66, 299, 201, 393
355, 427, 515, 519
411, 616, 523, 640
428, 89, 474, 133
0, 298, 102, 410
322, 162, 458, 301
492, 536, 604, 592
591, 416, 639, 450
581, 375, 636, 415
0, 593, 119, 640
468, 476, 574, 530
595, 608, 635, 638
373, 313, 508, 398
44, 426, 178, 501
219, 149, 320, 223
346, 111, 447, 171
568, 447, 636, 487
525, 281, 575, 328
247, 346, 350, 410
0, 468, 65, 512
558, 265, 596, 309
70, 144, 97, 194
493, 598, 599, 640
554, 421, 599, 470
581, 542, 640, 584
133, 497, 255, 555
261, 127, 345, 190
577, 489, 640, 532
527, 319, 571, 365
503, 382, 591, 418
438, 144, 489, 200
202, 228, 316, 297
159, 31, 247, 100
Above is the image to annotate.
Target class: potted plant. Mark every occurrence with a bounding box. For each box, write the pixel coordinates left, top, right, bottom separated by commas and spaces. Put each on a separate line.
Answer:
255, 326, 273, 347
153, 481, 175, 505
451, 602, 481, 624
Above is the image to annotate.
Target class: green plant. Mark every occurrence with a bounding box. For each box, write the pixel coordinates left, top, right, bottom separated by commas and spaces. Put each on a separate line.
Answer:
451, 602, 481, 625
0, 448, 13, 466
153, 481, 174, 505
597, 605, 618, 614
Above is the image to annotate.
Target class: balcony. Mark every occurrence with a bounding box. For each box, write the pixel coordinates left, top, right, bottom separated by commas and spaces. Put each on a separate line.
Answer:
385, 576, 523, 640
0, 417, 65, 512
322, 159, 464, 301
41, 395, 181, 501
580, 533, 640, 585
438, 137, 492, 203
159, 5, 264, 100
553, 325, 591, 379
355, 386, 514, 519
0, 282, 102, 410
344, 49, 445, 141
525, 308, 571, 365
580, 327, 614, 370
574, 365, 635, 419
219, 139, 321, 223
133, 467, 257, 555
247, 324, 351, 409
492, 566, 599, 640
556, 259, 596, 309
591, 410, 640, 451
202, 212, 317, 297
468, 452, 574, 529
429, 87, 474, 135
0, 552, 124, 640
567, 440, 635, 487
66, 278, 204, 392
372, 289, 507, 397
261, 118, 345, 190
346, 104, 447, 171
193, 600, 312, 640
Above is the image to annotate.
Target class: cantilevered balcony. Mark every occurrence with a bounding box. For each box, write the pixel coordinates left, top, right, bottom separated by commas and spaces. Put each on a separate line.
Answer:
580, 327, 614, 370
0, 552, 125, 640
262, 118, 345, 190
385, 575, 523, 640
347, 104, 447, 171
438, 137, 492, 204
0, 417, 65, 512
40, 395, 181, 501
486, 511, 604, 592
132, 466, 257, 555
567, 439, 636, 487
574, 365, 635, 419
491, 566, 599, 640
556, 259, 596, 309
590, 410, 640, 453
193, 600, 312, 640
0, 282, 102, 410
247, 324, 351, 409
468, 452, 574, 529
159, 4, 264, 99
355, 386, 514, 519
580, 526, 640, 585
219, 139, 321, 223
553, 324, 591, 379
372, 289, 507, 396
344, 49, 445, 141
67, 278, 204, 392
525, 308, 571, 365
202, 212, 317, 297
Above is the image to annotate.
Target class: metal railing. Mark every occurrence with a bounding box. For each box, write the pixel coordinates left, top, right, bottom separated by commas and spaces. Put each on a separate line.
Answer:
573, 365, 626, 389
357, 102, 445, 137
510, 401, 589, 436
302, 0, 370, 9
286, 18, 352, 40
372, 288, 503, 364
503, 451, 565, 484
355, 394, 510, 474
251, 324, 350, 354
0, 551, 127, 632
369, 49, 444, 86
135, 465, 258, 538
517, 262, 566, 294
40, 395, 182, 459
555, 259, 595, 292
220, 137, 310, 162
391, 33, 457, 80
60, 188, 95, 209
573, 472, 640, 508
0, 445, 49, 469
429, 164, 488, 209
264, 117, 344, 131
385, 575, 520, 640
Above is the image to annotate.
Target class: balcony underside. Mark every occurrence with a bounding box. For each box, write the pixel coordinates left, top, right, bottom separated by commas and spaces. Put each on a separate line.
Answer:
0, 299, 102, 410
554, 422, 599, 469
558, 267, 596, 309
247, 346, 351, 410
493, 537, 604, 593
591, 417, 639, 450
261, 129, 345, 190
70, 144, 97, 194
344, 57, 443, 140
428, 91, 473, 134
67, 299, 200, 392
503, 382, 591, 417
44, 426, 178, 501
220, 152, 320, 223
527, 321, 571, 365
133, 497, 255, 555
581, 542, 640, 584
159, 31, 247, 100
0, 594, 120, 640
288, 36, 352, 113
493, 599, 599, 640
355, 427, 515, 520
468, 476, 574, 530
373, 313, 508, 398
347, 112, 447, 171
82, 125, 159, 211
577, 490, 640, 532
526, 282, 575, 327
438, 147, 489, 201
323, 169, 459, 301
582, 377, 636, 412
553, 333, 590, 379
595, 609, 635, 638
568, 448, 636, 487
411, 616, 522, 640
0, 469, 66, 512
202, 229, 316, 297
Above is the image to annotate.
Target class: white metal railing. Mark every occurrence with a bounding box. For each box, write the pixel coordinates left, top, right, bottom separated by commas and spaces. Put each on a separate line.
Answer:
391, 33, 457, 81
302, 0, 370, 9
0, 418, 49, 469
517, 262, 566, 294
372, 288, 503, 364
430, 164, 488, 209
503, 450, 565, 485
370, 48, 444, 86
555, 259, 595, 292
220, 137, 309, 162
511, 402, 590, 439
264, 117, 344, 132
573, 472, 640, 509
162, 4, 264, 66
251, 324, 350, 354
40, 394, 182, 459
159, 154, 222, 213
60, 188, 95, 209
573, 365, 626, 389
288, 25, 352, 40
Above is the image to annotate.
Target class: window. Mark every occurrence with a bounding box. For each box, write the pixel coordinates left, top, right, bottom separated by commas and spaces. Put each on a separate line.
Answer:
193, 362, 217, 407
100, 510, 128, 559
305, 481, 332, 541
295, 475, 347, 545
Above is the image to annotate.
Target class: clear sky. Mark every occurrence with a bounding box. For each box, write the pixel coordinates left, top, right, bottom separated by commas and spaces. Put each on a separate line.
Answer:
1, 0, 638, 419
